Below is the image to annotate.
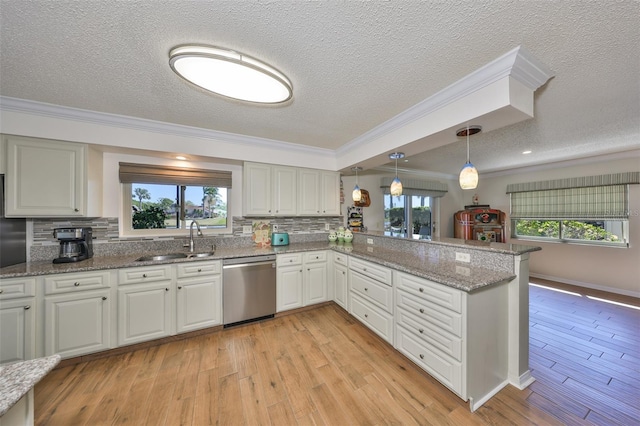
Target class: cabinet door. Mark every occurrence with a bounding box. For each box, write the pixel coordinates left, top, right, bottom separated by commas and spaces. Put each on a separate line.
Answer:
276, 266, 303, 312
118, 282, 172, 346
0, 299, 35, 364
176, 275, 222, 333
320, 171, 341, 215
297, 169, 320, 215
272, 166, 298, 216
304, 262, 328, 305
244, 162, 272, 216
6, 136, 86, 217
333, 263, 348, 310
44, 289, 110, 358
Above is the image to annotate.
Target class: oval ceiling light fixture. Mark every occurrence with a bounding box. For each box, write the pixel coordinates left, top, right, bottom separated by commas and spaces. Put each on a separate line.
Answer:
169, 45, 292, 104
456, 125, 481, 190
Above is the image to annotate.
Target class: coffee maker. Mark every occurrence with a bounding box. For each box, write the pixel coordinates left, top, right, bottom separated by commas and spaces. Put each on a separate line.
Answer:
53, 227, 94, 264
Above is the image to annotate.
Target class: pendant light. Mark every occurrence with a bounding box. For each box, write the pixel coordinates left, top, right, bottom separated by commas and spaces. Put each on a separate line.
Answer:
389, 152, 405, 196
457, 125, 481, 190
352, 167, 363, 202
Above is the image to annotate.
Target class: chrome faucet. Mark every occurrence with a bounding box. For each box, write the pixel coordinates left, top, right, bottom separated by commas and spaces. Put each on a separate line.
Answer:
186, 220, 202, 252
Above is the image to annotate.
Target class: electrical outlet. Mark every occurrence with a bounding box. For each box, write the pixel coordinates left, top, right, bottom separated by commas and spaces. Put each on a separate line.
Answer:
367, 238, 374, 245
325, 223, 330, 231
455, 252, 471, 263
455, 265, 471, 276
367, 246, 373, 252
272, 224, 279, 232
242, 225, 252, 234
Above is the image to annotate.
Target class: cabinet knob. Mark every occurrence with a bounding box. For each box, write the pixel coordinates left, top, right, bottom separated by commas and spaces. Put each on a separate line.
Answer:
364, 314, 368, 318
315, 256, 319, 259
74, 208, 79, 212
74, 282, 80, 286
419, 308, 425, 314
142, 274, 147, 278
165, 288, 169, 291
419, 287, 424, 293
290, 259, 293, 262
24, 305, 31, 310
178, 286, 182, 290
197, 268, 202, 272
307, 268, 310, 271
0, 289, 4, 294
419, 328, 424, 334
276, 210, 279, 213
363, 268, 367, 271
419, 354, 425, 360
102, 297, 107, 301
299, 270, 303, 273
364, 287, 368, 291
342, 271, 345, 275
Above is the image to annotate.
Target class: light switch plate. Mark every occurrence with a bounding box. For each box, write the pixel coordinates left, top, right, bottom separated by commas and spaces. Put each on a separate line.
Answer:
455, 252, 471, 263
325, 223, 330, 231
367, 238, 374, 244
242, 225, 252, 234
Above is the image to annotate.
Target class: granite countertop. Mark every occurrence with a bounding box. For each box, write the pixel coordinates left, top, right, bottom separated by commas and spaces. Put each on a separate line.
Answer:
0, 354, 61, 416
0, 241, 517, 292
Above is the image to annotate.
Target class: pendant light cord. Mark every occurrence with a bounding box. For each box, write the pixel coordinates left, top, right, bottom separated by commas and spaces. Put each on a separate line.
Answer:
466, 124, 470, 163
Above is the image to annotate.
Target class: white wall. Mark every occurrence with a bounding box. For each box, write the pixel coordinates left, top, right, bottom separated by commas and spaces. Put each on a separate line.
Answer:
476, 153, 640, 297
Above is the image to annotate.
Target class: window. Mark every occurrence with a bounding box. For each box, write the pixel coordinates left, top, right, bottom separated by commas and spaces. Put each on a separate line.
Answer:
383, 194, 432, 239
507, 172, 638, 247
120, 163, 232, 236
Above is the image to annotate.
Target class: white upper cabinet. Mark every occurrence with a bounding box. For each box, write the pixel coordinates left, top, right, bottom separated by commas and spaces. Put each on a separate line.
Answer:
243, 162, 297, 216
298, 169, 340, 216
4, 135, 102, 217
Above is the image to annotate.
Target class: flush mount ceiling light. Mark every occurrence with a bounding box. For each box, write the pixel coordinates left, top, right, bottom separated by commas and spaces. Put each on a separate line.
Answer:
352, 167, 363, 202
456, 125, 481, 190
169, 45, 292, 104
389, 152, 405, 196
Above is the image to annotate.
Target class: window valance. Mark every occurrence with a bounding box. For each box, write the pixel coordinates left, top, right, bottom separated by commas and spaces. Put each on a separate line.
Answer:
380, 177, 448, 198
119, 163, 232, 188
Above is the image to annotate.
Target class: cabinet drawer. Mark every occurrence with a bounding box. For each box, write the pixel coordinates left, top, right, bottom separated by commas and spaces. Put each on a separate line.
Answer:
44, 271, 110, 295
395, 325, 463, 397
351, 295, 393, 344
0, 277, 36, 299
395, 272, 462, 313
396, 307, 462, 361
118, 265, 172, 285
350, 271, 393, 313
176, 260, 221, 278
333, 252, 348, 266
349, 257, 392, 286
396, 289, 462, 337
304, 251, 327, 264
277, 253, 302, 266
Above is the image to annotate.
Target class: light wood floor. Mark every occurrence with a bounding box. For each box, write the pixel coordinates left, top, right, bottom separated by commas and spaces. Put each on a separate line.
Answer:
34, 281, 639, 425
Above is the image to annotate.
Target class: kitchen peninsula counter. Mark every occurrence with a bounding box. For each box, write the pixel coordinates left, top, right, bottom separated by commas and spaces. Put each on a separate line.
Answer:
0, 239, 537, 293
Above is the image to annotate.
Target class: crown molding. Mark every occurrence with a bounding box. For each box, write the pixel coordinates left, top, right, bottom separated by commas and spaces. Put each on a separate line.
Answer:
0, 96, 335, 158
336, 45, 554, 157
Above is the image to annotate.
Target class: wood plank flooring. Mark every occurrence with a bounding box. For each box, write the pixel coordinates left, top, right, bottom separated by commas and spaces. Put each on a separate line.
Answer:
34, 281, 639, 425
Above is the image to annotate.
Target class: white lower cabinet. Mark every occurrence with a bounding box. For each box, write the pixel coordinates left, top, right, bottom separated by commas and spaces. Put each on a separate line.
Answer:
348, 257, 394, 344
277, 251, 329, 312
0, 277, 36, 365
43, 271, 111, 359
333, 262, 348, 310
176, 261, 222, 333
118, 265, 173, 346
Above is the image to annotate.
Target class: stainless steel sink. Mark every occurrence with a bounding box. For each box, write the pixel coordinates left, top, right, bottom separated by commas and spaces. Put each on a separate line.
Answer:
135, 252, 215, 262
135, 253, 189, 262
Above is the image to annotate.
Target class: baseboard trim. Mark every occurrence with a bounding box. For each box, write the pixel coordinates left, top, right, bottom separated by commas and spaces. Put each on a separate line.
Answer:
510, 370, 536, 390
469, 379, 509, 412
530, 273, 640, 299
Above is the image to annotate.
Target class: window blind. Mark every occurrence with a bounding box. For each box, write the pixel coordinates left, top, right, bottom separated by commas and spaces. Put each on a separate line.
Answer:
380, 177, 448, 198
119, 163, 232, 188
507, 172, 638, 220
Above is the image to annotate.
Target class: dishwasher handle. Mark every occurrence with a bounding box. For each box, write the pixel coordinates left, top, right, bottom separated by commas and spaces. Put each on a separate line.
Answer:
223, 261, 275, 269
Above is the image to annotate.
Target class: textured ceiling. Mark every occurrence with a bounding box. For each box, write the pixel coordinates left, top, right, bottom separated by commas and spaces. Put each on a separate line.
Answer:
1, 1, 638, 176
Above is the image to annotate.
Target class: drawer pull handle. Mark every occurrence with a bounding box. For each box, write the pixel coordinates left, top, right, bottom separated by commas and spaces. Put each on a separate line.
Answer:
419, 354, 425, 360
178, 286, 182, 290
142, 274, 147, 278
102, 297, 107, 301
74, 282, 80, 286
419, 287, 424, 293
364, 314, 368, 318
419, 328, 424, 334
419, 308, 425, 314
24, 305, 31, 310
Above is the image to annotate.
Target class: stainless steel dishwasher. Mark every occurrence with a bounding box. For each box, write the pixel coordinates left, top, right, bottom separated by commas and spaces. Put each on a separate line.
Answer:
223, 255, 276, 326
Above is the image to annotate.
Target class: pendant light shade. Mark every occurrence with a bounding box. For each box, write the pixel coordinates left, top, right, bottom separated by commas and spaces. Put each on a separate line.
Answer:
389, 152, 405, 196
457, 125, 481, 190
169, 45, 292, 104
352, 167, 362, 202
